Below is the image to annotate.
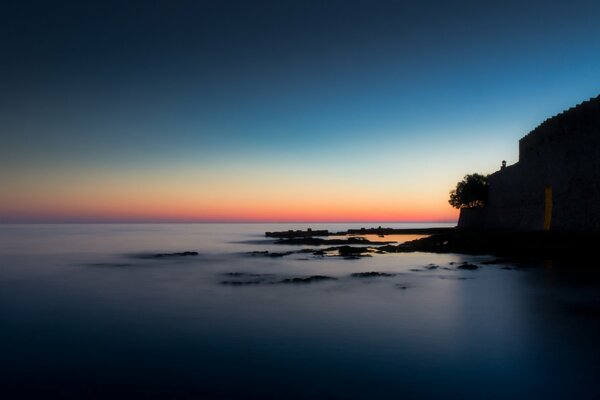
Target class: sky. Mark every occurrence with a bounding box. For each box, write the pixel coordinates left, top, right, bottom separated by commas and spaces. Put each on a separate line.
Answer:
1, 0, 600, 223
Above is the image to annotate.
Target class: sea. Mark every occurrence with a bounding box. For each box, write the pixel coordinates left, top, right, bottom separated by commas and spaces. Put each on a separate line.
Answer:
1, 223, 599, 399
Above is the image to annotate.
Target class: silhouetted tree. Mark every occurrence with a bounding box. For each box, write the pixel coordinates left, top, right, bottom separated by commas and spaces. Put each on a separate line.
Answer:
449, 173, 489, 208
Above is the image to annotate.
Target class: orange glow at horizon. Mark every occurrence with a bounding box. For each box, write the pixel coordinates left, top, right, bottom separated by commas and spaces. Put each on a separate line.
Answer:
1, 192, 459, 222
0, 161, 460, 223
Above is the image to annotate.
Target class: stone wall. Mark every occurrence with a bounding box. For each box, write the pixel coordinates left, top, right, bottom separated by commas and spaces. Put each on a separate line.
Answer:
482, 94, 600, 231
457, 207, 487, 229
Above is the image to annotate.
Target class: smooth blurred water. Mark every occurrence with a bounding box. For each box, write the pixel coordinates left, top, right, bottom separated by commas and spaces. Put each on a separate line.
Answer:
1, 223, 599, 399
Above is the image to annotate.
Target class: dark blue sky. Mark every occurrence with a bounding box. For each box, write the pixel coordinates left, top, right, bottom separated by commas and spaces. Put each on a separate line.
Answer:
1, 0, 600, 221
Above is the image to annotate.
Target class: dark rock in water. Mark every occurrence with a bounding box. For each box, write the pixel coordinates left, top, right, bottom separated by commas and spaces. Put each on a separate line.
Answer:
426, 264, 439, 270
268, 252, 294, 257
396, 284, 409, 290
350, 272, 396, 278
150, 251, 198, 258
266, 229, 330, 238
274, 237, 393, 246
457, 263, 479, 270
313, 250, 326, 256
449, 262, 455, 265
249, 251, 269, 256
337, 246, 372, 256
409, 268, 422, 272
278, 275, 338, 284
221, 280, 263, 286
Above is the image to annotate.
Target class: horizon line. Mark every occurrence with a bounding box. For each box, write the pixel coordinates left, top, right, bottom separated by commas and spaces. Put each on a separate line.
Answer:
0, 220, 458, 225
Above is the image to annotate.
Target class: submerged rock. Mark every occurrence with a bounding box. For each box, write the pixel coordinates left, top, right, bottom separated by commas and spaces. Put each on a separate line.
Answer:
147, 251, 199, 258
274, 237, 393, 246
350, 272, 396, 278
221, 280, 263, 286
457, 263, 479, 270
337, 246, 372, 257
278, 275, 338, 284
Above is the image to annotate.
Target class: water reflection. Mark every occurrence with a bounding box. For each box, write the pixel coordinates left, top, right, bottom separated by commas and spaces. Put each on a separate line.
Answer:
0, 224, 598, 399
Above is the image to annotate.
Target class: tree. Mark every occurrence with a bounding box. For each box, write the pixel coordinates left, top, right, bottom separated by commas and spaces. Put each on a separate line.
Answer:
449, 173, 489, 209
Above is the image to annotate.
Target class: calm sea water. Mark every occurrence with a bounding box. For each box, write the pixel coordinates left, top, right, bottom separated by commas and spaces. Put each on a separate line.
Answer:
1, 223, 599, 399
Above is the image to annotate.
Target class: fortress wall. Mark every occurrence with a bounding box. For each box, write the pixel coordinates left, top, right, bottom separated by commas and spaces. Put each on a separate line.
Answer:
486, 95, 600, 230
485, 164, 544, 229
457, 207, 486, 229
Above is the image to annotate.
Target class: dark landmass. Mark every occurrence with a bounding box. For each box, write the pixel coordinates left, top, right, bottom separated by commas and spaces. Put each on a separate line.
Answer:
274, 237, 393, 245
266, 229, 329, 238
345, 227, 453, 235
257, 226, 600, 263
266, 227, 453, 239
378, 229, 600, 261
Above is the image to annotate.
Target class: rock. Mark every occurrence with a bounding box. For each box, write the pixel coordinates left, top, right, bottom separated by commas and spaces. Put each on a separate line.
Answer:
221, 280, 263, 286
151, 251, 198, 258
266, 229, 329, 238
249, 251, 269, 256
457, 263, 479, 270
274, 237, 393, 246
337, 246, 372, 257
278, 275, 338, 284
350, 272, 396, 278
268, 252, 294, 257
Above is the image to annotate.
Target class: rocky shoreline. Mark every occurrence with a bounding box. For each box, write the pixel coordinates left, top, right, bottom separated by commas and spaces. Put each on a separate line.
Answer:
262, 227, 600, 262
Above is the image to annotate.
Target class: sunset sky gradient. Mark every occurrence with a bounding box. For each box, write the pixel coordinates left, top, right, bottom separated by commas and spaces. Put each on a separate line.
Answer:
2, 0, 600, 222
